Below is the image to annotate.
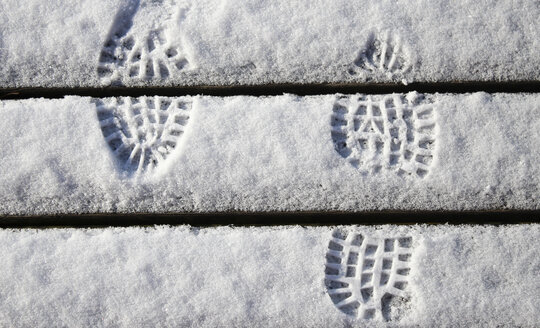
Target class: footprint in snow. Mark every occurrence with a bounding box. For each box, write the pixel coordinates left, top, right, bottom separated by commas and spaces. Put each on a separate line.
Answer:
349, 31, 412, 83
97, 0, 190, 85
331, 92, 437, 178
94, 96, 192, 177
325, 229, 413, 321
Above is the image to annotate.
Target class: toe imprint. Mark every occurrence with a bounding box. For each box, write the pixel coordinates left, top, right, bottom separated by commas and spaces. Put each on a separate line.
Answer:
350, 31, 412, 82
97, 0, 190, 85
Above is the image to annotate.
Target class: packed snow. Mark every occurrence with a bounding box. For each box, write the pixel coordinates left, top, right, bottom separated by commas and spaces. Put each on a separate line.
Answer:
0, 93, 538, 215
0, 225, 537, 327
0, 0, 539, 87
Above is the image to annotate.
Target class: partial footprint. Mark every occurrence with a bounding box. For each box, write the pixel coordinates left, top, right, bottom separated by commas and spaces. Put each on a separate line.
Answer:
331, 92, 437, 178
350, 31, 411, 82
94, 96, 192, 176
325, 229, 413, 321
98, 0, 190, 85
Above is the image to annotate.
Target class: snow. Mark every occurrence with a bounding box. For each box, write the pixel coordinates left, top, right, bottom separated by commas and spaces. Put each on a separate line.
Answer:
0, 93, 538, 215
0, 225, 537, 327
0, 0, 537, 326
0, 0, 539, 87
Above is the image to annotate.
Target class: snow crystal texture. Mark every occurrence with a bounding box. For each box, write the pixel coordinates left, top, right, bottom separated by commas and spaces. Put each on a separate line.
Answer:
0, 0, 539, 87
0, 225, 538, 327
0, 93, 538, 215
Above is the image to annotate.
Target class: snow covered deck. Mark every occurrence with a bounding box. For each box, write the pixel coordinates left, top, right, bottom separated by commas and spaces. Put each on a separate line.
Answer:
0, 225, 538, 327
0, 93, 539, 215
0, 0, 539, 327
0, 0, 539, 87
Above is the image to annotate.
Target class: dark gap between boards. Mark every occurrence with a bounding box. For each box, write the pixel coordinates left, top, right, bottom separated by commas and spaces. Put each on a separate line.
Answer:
1, 81, 540, 99
1, 210, 538, 228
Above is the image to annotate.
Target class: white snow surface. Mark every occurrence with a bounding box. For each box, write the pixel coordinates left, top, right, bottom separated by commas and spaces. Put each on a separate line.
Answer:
0, 225, 538, 327
0, 93, 538, 215
0, 0, 539, 87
